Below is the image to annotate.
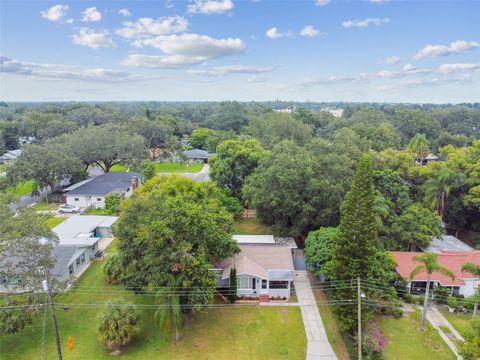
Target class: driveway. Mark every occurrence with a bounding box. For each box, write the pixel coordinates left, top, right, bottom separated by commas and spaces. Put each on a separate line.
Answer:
293, 271, 337, 360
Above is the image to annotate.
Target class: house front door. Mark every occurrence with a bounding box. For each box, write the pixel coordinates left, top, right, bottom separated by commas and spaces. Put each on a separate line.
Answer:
259, 278, 268, 295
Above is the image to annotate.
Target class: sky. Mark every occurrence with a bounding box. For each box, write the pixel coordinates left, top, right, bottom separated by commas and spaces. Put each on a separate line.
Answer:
0, 0, 479, 103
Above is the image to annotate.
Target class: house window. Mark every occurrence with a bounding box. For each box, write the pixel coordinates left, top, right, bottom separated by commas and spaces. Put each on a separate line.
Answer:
81, 253, 85, 263
69, 264, 74, 275
238, 277, 250, 289
269, 281, 288, 289
76, 257, 81, 266
74, 198, 79, 201
97, 198, 102, 202
262, 279, 267, 289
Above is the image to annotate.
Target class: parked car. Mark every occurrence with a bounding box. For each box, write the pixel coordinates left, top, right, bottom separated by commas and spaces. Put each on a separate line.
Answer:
58, 204, 81, 214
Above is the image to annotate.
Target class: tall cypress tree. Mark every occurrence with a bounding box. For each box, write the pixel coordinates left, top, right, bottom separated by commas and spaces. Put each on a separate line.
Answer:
228, 267, 237, 303
329, 154, 391, 333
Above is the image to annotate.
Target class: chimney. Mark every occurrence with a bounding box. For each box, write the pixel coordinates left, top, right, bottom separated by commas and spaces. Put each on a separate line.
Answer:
131, 176, 139, 190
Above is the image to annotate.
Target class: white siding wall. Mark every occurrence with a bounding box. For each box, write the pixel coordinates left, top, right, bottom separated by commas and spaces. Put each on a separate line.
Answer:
66, 195, 105, 209
236, 275, 291, 299
460, 279, 480, 297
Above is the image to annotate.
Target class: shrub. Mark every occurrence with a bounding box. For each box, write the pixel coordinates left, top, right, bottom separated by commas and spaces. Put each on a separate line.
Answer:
392, 307, 403, 318
103, 254, 124, 285
105, 193, 122, 215
447, 296, 458, 309
401, 293, 414, 304
433, 286, 450, 305
418, 295, 425, 305
98, 299, 141, 351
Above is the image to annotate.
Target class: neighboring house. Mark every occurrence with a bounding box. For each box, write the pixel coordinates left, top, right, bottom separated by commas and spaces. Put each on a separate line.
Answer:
415, 153, 439, 166
214, 244, 295, 299
391, 251, 480, 297
183, 149, 215, 163
420, 235, 473, 253
233, 234, 297, 251
50, 215, 118, 281
0, 149, 21, 164
63, 171, 141, 209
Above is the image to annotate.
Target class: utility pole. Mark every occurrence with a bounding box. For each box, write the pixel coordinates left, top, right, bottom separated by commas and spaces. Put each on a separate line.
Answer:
357, 277, 362, 360
41, 268, 63, 360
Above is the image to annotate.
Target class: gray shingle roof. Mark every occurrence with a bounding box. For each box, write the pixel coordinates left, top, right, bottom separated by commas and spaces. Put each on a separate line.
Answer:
183, 149, 215, 159
51, 245, 80, 276
66, 171, 140, 196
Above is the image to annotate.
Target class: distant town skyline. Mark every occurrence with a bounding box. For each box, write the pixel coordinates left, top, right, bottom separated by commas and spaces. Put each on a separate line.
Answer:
1, 0, 479, 103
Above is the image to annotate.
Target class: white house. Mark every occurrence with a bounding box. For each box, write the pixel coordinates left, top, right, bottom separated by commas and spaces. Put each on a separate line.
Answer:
391, 251, 480, 297
0, 149, 21, 164
50, 215, 118, 280
0, 215, 118, 291
63, 171, 141, 209
215, 244, 295, 300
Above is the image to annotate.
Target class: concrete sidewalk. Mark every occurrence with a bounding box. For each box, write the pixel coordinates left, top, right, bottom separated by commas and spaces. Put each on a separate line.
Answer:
419, 303, 462, 359
294, 271, 337, 360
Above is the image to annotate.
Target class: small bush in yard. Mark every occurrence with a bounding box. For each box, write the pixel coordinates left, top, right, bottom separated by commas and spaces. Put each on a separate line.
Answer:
418, 295, 425, 305
98, 299, 141, 352
392, 307, 403, 318
447, 296, 458, 309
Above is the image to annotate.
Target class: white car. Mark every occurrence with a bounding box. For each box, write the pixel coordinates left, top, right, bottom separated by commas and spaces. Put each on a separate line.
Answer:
58, 204, 81, 214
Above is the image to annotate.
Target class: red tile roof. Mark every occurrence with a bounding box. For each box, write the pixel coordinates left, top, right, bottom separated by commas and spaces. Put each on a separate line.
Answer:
390, 251, 480, 286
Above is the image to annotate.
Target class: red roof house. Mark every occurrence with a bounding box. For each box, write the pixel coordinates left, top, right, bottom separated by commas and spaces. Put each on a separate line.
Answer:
390, 251, 480, 297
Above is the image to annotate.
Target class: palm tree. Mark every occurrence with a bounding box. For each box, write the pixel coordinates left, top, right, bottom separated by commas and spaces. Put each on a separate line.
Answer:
423, 166, 463, 221
462, 262, 480, 319
155, 273, 185, 343
98, 299, 141, 351
410, 253, 455, 331
407, 133, 430, 163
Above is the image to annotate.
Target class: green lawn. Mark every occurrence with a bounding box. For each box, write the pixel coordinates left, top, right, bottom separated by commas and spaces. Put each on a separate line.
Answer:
233, 217, 272, 235
84, 208, 111, 215
377, 310, 455, 360
45, 216, 67, 229
31, 198, 60, 211
155, 162, 204, 173
110, 164, 128, 172
439, 309, 474, 338
0, 260, 306, 360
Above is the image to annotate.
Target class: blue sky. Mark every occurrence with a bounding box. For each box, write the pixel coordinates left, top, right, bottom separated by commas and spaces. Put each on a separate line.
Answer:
0, 0, 479, 102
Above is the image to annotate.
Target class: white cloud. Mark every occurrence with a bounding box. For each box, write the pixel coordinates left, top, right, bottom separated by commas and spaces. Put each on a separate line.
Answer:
118, 8, 131, 17
369, 0, 390, 4
266, 27, 292, 39
187, 0, 234, 14
315, 0, 331, 6
72, 28, 116, 49
165, 0, 175, 8
121, 33, 245, 68
300, 26, 322, 38
342, 17, 390, 28
40, 4, 69, 22
248, 77, 268, 83
437, 63, 480, 74
116, 16, 189, 39
188, 65, 274, 76
0, 56, 137, 82
380, 55, 400, 64
81, 7, 102, 22
415, 40, 480, 60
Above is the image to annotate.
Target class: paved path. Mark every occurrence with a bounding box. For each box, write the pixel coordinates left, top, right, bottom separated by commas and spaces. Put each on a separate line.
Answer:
419, 304, 463, 359
294, 271, 337, 360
